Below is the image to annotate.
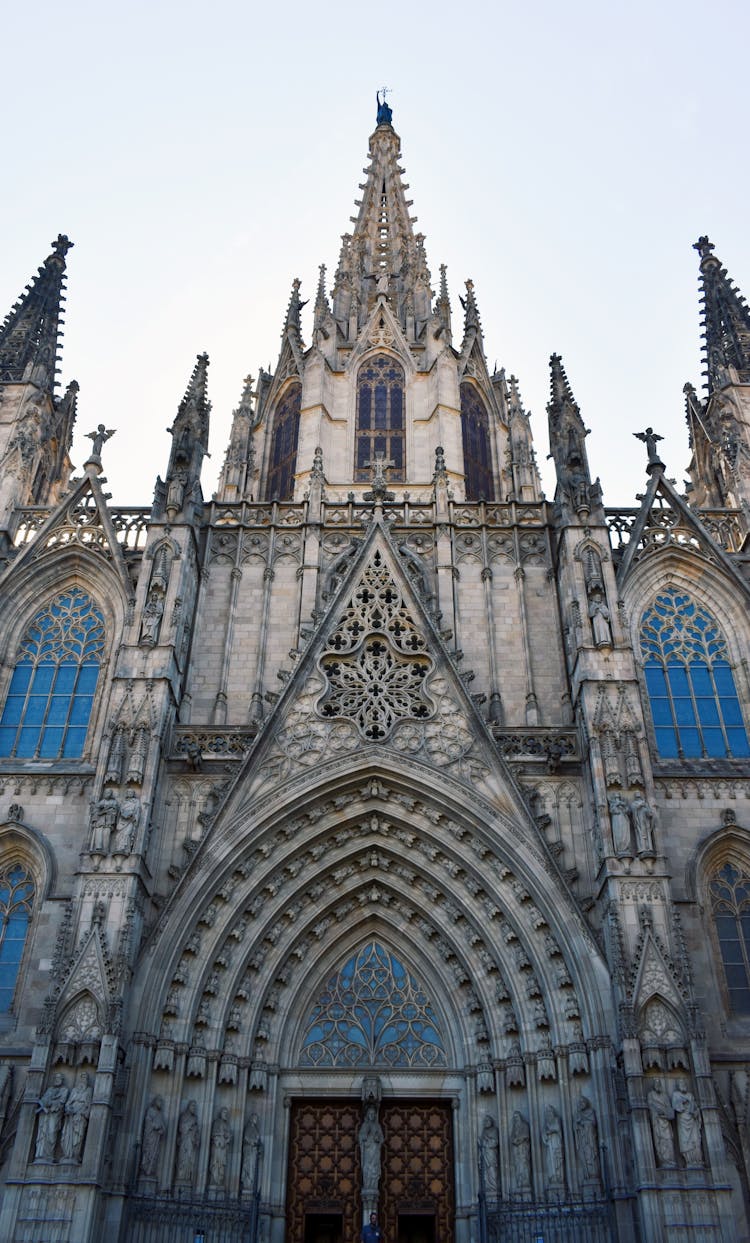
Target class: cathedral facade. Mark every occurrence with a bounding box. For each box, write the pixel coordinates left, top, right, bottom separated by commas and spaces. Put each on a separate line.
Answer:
0, 98, 748, 1243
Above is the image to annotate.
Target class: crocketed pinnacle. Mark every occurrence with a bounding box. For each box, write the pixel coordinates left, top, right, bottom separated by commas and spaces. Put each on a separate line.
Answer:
694, 236, 750, 392
313, 264, 330, 330
460, 279, 482, 338
285, 278, 307, 338
0, 235, 73, 388
547, 354, 593, 509
177, 352, 211, 429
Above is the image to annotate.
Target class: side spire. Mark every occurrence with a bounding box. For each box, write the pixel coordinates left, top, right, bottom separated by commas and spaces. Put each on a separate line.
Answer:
547, 354, 599, 518
216, 374, 257, 502
156, 354, 211, 521
694, 236, 750, 392
0, 235, 73, 389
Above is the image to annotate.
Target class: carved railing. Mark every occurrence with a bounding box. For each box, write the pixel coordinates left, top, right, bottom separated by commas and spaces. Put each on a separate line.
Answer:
171, 727, 258, 761
492, 728, 578, 763
606, 505, 747, 556
13, 505, 151, 551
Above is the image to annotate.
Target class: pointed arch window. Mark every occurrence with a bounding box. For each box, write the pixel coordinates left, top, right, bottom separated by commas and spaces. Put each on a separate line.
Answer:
355, 355, 405, 482
299, 942, 446, 1068
640, 589, 749, 759
0, 864, 34, 1012
460, 382, 494, 501
710, 862, 750, 1014
266, 382, 301, 501
0, 587, 105, 760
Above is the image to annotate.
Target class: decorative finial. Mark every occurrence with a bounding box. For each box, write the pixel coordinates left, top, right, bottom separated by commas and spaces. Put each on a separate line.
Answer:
693, 236, 715, 261
376, 88, 393, 126
84, 423, 116, 470
363, 451, 395, 504
633, 427, 665, 472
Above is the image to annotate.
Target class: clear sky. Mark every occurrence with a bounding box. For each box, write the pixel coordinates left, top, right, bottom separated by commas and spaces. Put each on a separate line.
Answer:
2, 0, 748, 506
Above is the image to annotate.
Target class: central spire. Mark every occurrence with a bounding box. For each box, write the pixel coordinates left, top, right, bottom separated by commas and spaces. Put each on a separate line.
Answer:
331, 101, 433, 340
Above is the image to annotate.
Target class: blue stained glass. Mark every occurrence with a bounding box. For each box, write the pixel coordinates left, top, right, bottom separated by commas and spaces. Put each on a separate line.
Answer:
374, 384, 387, 428
354, 355, 406, 482
641, 592, 749, 760
266, 383, 301, 501
460, 382, 494, 501
0, 865, 34, 1013
300, 942, 447, 1068
0, 590, 104, 759
359, 386, 371, 429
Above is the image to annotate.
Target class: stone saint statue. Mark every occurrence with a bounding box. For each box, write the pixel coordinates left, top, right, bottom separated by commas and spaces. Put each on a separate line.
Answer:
479, 1115, 500, 1197
630, 793, 657, 856
140, 1096, 166, 1177
113, 790, 141, 855
60, 1070, 93, 1163
209, 1107, 232, 1187
140, 591, 164, 645
541, 1104, 564, 1186
90, 791, 119, 853
34, 1073, 69, 1162
672, 1079, 703, 1166
175, 1100, 200, 1184
647, 1079, 676, 1167
358, 1104, 384, 1193
241, 1113, 261, 1193
608, 793, 632, 856
588, 592, 612, 647
510, 1111, 531, 1193
573, 1095, 600, 1181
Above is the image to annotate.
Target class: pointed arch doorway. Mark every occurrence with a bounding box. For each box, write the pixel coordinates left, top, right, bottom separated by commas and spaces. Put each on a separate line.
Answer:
286, 1099, 455, 1243
284, 943, 457, 1243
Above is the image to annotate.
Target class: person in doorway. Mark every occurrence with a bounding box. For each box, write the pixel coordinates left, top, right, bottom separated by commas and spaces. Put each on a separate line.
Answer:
362, 1211, 382, 1243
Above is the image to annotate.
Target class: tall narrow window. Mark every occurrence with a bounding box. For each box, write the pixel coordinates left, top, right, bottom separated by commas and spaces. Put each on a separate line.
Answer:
355, 355, 405, 482
640, 589, 749, 759
266, 383, 301, 501
710, 862, 750, 1014
0, 587, 105, 760
0, 864, 34, 1012
460, 382, 494, 501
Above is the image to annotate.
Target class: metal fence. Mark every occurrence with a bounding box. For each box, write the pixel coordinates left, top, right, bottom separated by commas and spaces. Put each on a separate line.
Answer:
122, 1189, 260, 1243
480, 1194, 615, 1243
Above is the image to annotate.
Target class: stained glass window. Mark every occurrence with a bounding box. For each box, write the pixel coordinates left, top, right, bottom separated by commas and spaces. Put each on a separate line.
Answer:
266, 383, 301, 501
355, 356, 405, 482
0, 865, 34, 1012
710, 862, 750, 1014
0, 587, 105, 760
299, 942, 447, 1068
640, 589, 749, 759
460, 382, 494, 501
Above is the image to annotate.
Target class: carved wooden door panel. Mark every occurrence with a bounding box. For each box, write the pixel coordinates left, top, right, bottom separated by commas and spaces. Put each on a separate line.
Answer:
380, 1101, 454, 1243
286, 1100, 361, 1243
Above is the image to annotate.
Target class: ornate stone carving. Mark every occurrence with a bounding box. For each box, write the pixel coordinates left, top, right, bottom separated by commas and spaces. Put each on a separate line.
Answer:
34, 1074, 68, 1163
573, 1095, 600, 1182
510, 1111, 531, 1192
175, 1100, 200, 1185
60, 1071, 92, 1163
672, 1079, 703, 1166
479, 1114, 500, 1197
647, 1079, 676, 1167
541, 1104, 565, 1187
208, 1107, 232, 1187
140, 1096, 166, 1177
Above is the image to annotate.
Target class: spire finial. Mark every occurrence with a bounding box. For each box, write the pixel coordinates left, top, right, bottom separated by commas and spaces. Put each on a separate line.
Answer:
693, 236, 715, 262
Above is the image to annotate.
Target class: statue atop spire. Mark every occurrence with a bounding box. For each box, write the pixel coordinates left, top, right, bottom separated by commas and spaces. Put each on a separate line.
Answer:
376, 88, 392, 126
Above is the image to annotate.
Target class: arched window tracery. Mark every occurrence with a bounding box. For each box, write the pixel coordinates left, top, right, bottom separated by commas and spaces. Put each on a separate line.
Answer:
299, 941, 447, 1068
460, 382, 494, 501
266, 383, 301, 501
354, 355, 405, 482
0, 587, 105, 760
639, 588, 749, 759
0, 863, 34, 1012
710, 861, 750, 1014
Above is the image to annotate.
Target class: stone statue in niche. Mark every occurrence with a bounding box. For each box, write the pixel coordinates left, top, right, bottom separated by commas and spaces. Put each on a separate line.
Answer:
573, 1095, 600, 1181
175, 1100, 200, 1185
105, 725, 126, 785
90, 791, 119, 853
60, 1070, 93, 1163
241, 1113, 261, 1193
479, 1115, 500, 1197
541, 1104, 564, 1186
358, 1104, 384, 1194
113, 791, 141, 855
208, 1107, 232, 1187
647, 1079, 676, 1167
672, 1079, 703, 1166
630, 793, 657, 856
588, 591, 612, 647
608, 793, 631, 856
140, 590, 164, 646
141, 1096, 166, 1177
166, 469, 188, 517
34, 1073, 68, 1162
510, 1111, 531, 1193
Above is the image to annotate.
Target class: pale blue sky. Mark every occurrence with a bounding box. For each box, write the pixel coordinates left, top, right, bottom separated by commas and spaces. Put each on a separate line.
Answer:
1, 0, 748, 505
